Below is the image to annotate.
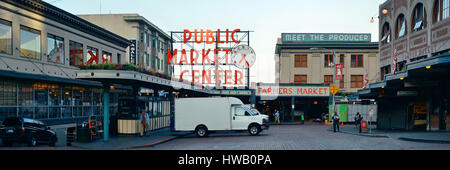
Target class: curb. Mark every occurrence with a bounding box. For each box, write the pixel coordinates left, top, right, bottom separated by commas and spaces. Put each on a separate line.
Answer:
130, 132, 191, 149
327, 129, 388, 138
397, 137, 450, 144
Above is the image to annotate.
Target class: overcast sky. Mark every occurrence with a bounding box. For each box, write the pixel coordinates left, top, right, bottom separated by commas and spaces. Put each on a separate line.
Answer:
46, 0, 386, 83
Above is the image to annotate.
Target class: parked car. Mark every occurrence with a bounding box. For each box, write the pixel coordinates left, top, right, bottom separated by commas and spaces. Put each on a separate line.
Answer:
0, 117, 57, 147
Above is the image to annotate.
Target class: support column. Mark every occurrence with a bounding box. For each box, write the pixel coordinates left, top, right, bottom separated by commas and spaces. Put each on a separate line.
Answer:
250, 89, 256, 107
291, 96, 295, 122
103, 88, 109, 142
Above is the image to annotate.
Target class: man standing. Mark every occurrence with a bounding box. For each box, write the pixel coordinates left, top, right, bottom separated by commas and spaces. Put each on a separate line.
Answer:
332, 112, 340, 132
274, 109, 280, 124
140, 109, 150, 137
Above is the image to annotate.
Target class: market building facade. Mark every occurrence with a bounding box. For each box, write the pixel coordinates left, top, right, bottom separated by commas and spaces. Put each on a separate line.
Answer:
268, 33, 379, 122
0, 0, 129, 127
356, 0, 450, 131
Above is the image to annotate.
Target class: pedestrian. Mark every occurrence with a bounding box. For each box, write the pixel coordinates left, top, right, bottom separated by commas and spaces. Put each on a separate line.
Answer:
274, 109, 280, 124
139, 109, 150, 137
355, 112, 363, 132
332, 112, 340, 132
301, 113, 305, 125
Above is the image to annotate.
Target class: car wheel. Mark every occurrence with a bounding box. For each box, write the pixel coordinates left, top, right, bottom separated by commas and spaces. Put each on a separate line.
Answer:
49, 136, 57, 147
248, 124, 260, 136
2, 140, 13, 147
195, 126, 208, 137
28, 137, 37, 147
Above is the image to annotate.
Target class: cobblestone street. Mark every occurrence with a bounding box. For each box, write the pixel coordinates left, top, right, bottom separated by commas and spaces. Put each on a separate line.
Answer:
143, 125, 450, 150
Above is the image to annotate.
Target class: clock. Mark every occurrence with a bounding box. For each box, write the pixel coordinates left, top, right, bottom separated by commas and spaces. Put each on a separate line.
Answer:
231, 44, 256, 69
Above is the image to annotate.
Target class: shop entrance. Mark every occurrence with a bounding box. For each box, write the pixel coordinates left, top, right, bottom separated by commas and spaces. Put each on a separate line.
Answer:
256, 97, 329, 123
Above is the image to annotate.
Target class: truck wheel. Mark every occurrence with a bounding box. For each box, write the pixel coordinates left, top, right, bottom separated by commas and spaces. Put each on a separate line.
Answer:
248, 124, 260, 136
195, 126, 208, 137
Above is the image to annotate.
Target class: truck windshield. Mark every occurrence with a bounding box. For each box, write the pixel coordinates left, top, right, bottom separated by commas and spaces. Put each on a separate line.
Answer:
243, 107, 256, 116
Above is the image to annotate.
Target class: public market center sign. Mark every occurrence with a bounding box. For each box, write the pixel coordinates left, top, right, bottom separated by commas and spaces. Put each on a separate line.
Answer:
282, 33, 371, 43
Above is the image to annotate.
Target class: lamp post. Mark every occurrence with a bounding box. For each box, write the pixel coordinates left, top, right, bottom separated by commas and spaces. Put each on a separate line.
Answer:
310, 48, 336, 116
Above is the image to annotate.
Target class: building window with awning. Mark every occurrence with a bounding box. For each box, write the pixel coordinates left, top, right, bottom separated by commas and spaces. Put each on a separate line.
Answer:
412, 3, 426, 32
396, 14, 406, 39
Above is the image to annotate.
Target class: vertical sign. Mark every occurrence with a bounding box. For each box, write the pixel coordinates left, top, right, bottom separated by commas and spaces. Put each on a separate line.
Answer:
335, 64, 343, 80
392, 50, 397, 73
129, 40, 137, 64
363, 69, 369, 88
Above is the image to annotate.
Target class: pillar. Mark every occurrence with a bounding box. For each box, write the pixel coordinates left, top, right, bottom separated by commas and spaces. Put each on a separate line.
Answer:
291, 96, 295, 122
103, 88, 109, 142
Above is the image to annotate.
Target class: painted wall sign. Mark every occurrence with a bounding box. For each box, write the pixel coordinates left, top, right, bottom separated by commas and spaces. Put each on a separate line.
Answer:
282, 33, 371, 42
256, 85, 330, 97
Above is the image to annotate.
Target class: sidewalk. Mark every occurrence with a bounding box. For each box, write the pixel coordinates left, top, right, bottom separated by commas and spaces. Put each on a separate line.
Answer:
71, 128, 191, 150
328, 124, 450, 143
327, 124, 388, 137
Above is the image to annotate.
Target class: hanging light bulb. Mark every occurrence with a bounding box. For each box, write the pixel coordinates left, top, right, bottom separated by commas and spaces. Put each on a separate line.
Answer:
370, 17, 375, 23
382, 9, 388, 15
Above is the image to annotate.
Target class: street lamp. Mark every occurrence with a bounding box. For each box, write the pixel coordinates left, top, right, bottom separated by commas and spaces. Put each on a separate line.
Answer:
310, 47, 337, 116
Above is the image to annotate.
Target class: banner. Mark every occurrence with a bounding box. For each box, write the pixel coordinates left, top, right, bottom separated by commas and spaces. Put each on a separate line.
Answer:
335, 64, 343, 81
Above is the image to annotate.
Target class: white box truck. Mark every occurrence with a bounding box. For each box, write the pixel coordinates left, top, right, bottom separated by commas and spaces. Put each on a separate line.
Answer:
174, 97, 269, 137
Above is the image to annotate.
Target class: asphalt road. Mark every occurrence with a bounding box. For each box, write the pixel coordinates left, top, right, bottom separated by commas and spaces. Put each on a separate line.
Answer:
142, 124, 450, 150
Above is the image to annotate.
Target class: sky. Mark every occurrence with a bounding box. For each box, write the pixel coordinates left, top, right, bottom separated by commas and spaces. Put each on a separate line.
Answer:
45, 0, 387, 84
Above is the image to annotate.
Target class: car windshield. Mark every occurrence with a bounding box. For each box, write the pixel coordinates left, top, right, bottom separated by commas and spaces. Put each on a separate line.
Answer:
2, 118, 22, 127
243, 107, 256, 116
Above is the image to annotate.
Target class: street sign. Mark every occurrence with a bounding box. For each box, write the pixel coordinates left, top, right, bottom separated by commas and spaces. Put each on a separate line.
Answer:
330, 85, 339, 95
368, 109, 374, 117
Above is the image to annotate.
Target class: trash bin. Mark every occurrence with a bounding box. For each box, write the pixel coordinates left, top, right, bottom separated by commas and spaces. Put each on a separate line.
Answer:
360, 121, 369, 133
77, 127, 93, 142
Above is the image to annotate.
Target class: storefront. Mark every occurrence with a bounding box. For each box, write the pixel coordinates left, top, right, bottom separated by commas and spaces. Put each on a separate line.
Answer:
255, 83, 330, 122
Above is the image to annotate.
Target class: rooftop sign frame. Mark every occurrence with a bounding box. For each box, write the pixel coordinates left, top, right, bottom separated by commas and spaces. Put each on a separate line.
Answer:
282, 33, 371, 43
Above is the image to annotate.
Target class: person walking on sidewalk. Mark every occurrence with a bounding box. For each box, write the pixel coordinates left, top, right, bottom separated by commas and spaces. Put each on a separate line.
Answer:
274, 109, 280, 124
354, 112, 363, 132
140, 110, 150, 137
332, 112, 340, 132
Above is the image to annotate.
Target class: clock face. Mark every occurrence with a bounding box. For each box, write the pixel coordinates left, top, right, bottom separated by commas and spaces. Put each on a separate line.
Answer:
231, 45, 256, 69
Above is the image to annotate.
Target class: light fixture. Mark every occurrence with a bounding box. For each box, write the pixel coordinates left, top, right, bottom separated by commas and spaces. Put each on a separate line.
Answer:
65, 92, 70, 95
381, 86, 385, 89
426, 65, 431, 69
110, 85, 115, 90
400, 77, 404, 80
370, 17, 375, 23
382, 9, 388, 15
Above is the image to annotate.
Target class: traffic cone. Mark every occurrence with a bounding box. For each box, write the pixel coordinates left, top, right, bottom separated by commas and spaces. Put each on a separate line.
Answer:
341, 122, 343, 126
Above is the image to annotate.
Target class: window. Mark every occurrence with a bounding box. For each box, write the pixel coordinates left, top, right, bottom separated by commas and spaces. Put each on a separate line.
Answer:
0, 19, 12, 55
47, 34, 65, 64
235, 107, 246, 116
412, 3, 426, 32
351, 55, 363, 68
294, 75, 307, 84
295, 55, 307, 67
117, 53, 121, 64
324, 54, 334, 67
339, 54, 345, 67
324, 75, 333, 85
0, 80, 17, 106
351, 75, 364, 88
102, 51, 112, 64
20, 26, 41, 59
86, 46, 99, 65
396, 14, 406, 39
69, 41, 83, 67
340, 75, 345, 89
434, 0, 450, 23
381, 23, 391, 45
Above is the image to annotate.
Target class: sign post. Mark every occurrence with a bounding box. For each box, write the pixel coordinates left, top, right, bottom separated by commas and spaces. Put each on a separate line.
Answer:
368, 108, 374, 133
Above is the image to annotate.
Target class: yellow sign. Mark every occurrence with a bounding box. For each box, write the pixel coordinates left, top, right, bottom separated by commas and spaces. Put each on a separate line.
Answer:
330, 85, 339, 95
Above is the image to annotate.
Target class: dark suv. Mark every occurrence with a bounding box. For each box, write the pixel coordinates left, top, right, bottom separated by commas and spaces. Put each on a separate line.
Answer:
0, 117, 57, 147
